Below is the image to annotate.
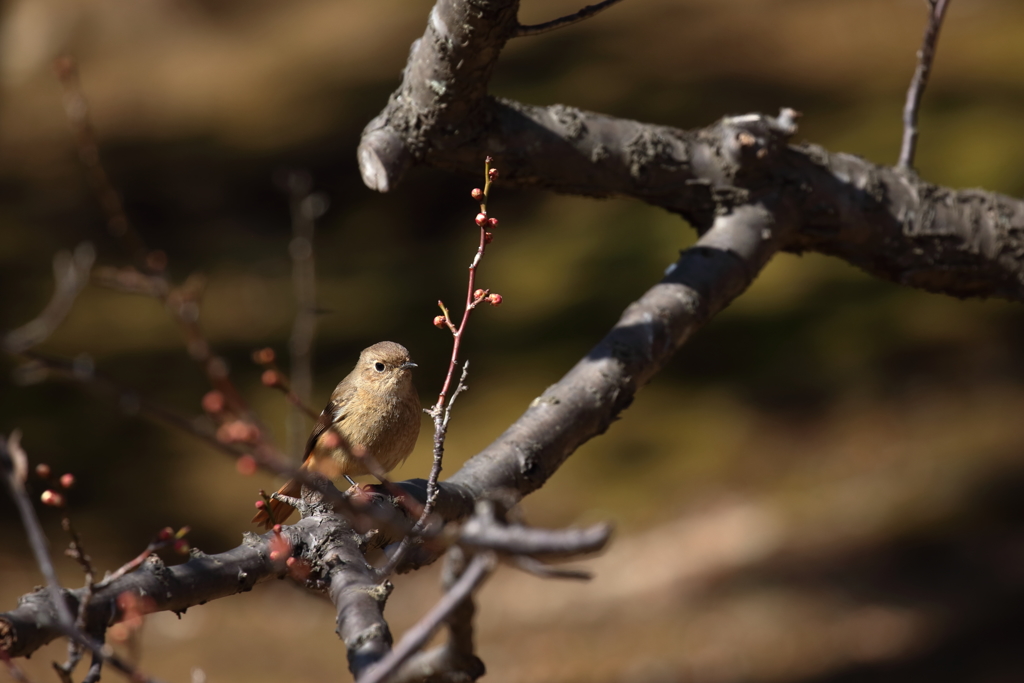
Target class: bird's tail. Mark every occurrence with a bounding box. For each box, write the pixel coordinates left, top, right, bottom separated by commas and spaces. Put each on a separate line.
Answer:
252, 476, 304, 529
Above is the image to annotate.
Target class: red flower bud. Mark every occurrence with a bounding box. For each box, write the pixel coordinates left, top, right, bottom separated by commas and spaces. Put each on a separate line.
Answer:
158, 527, 174, 541
487, 217, 498, 228
60, 473, 75, 489
236, 454, 257, 476
273, 524, 282, 534
475, 212, 488, 227
35, 463, 51, 479
261, 369, 281, 387
433, 315, 446, 328
488, 293, 503, 306
173, 539, 190, 554
254, 500, 266, 510
484, 231, 493, 244
473, 289, 485, 300
488, 168, 499, 181
485, 156, 493, 164
201, 390, 225, 414
40, 490, 64, 507
471, 188, 484, 201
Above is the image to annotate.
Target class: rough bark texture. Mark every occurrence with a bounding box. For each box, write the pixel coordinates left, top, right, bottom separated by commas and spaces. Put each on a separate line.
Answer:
1, 529, 284, 659
358, 0, 1024, 302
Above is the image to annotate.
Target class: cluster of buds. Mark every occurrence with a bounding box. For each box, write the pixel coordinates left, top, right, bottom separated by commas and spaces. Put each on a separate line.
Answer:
474, 213, 499, 229
157, 525, 192, 554
472, 289, 503, 307
36, 463, 76, 508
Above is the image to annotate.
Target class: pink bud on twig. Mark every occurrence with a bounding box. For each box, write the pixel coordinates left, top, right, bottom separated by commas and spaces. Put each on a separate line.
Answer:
173, 539, 190, 554
484, 232, 493, 244
475, 213, 488, 227
471, 188, 484, 201
433, 315, 446, 328
488, 168, 499, 181
158, 527, 174, 541
60, 473, 75, 489
487, 217, 498, 228
487, 293, 503, 306
40, 490, 64, 507
35, 463, 51, 479
201, 390, 225, 414
261, 369, 281, 388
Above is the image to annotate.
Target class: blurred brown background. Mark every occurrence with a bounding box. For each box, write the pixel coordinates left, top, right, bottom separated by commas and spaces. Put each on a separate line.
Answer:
3, 0, 1024, 681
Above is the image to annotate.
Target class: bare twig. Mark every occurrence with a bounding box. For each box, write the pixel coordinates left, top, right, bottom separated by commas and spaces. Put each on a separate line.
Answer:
358, 552, 496, 683
0, 433, 77, 633
4, 244, 95, 354
510, 556, 592, 581
58, 511, 96, 679
460, 516, 612, 557
0, 433, 159, 683
515, 0, 625, 37
898, 0, 952, 171
0, 646, 33, 683
54, 56, 156, 269
94, 527, 188, 590
280, 170, 329, 457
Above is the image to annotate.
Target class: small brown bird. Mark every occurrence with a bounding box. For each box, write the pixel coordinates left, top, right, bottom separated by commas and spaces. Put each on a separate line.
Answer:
252, 341, 421, 528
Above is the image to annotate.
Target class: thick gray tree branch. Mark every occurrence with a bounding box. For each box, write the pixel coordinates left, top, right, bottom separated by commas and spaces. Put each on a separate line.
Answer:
359, 0, 1024, 302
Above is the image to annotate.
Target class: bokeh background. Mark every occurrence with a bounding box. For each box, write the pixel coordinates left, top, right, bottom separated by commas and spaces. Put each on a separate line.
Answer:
3, 0, 1024, 681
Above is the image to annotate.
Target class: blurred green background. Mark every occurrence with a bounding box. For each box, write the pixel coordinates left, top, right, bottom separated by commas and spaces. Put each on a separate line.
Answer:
3, 0, 1024, 681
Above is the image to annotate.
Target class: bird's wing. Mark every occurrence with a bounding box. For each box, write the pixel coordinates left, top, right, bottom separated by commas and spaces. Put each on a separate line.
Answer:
304, 398, 348, 459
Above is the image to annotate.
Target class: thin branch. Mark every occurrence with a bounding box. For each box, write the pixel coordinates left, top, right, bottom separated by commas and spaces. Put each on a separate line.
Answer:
280, 170, 328, 457
0, 642, 34, 682
1, 433, 77, 634
0, 433, 159, 682
510, 555, 592, 581
358, 553, 496, 683
515, 0, 625, 37
460, 516, 612, 557
899, 0, 952, 171
54, 56, 155, 269
4, 244, 95, 354
380, 160, 500, 579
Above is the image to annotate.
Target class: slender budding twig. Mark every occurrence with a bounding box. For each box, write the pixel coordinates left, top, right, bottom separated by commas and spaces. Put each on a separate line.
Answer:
378, 159, 502, 578
898, 0, 952, 171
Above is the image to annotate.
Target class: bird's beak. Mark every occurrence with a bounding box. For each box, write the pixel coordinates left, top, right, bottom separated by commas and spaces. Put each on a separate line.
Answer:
400, 361, 418, 370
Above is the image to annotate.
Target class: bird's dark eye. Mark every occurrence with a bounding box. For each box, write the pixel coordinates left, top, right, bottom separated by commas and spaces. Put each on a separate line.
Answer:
374, 361, 386, 372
